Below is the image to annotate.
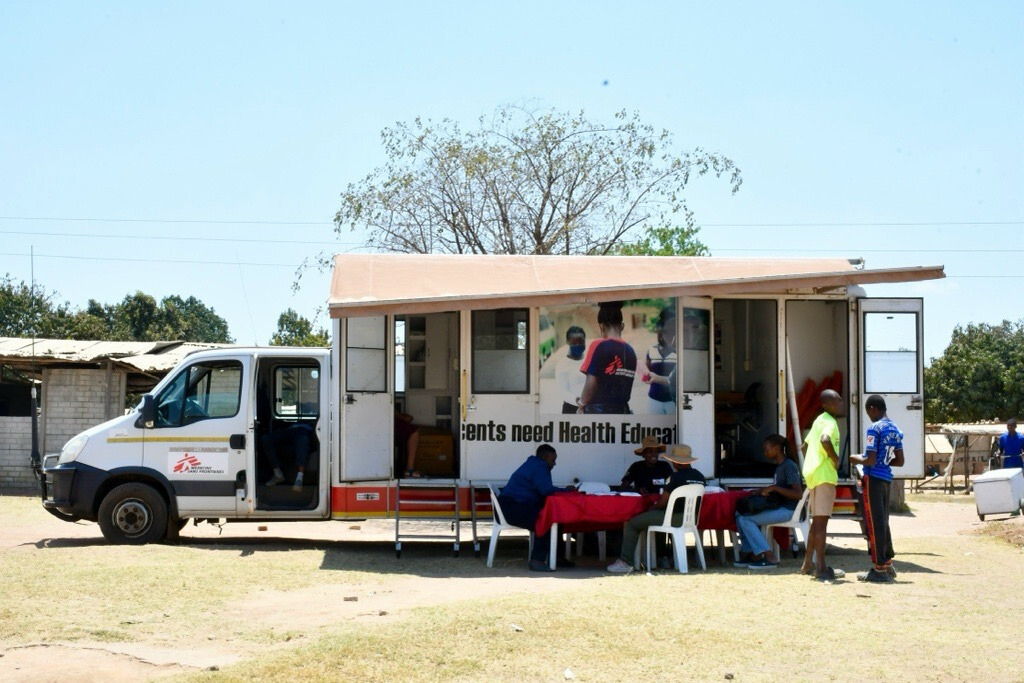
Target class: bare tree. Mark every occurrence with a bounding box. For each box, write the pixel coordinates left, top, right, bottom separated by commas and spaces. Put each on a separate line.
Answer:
334, 107, 741, 255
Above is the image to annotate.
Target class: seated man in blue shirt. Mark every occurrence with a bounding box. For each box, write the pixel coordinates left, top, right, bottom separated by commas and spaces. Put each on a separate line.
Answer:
998, 418, 1024, 470
498, 444, 574, 572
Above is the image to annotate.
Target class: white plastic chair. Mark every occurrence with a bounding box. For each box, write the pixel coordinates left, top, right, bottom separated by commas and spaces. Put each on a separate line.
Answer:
486, 483, 532, 568
645, 483, 706, 573
763, 487, 811, 560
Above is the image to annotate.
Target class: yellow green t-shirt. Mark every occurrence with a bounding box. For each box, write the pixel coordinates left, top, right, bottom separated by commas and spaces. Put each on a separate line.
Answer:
803, 412, 839, 488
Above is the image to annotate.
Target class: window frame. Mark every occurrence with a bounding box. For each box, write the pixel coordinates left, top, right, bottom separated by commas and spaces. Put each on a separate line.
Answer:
471, 308, 530, 394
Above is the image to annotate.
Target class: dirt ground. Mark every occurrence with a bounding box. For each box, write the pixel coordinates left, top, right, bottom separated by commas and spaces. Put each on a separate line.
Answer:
1, 491, 1021, 682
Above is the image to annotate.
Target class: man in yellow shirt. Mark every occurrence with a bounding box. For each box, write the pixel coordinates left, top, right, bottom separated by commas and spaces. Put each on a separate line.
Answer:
800, 389, 845, 582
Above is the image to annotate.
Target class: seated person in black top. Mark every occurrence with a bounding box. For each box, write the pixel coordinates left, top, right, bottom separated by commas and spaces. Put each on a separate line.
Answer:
620, 435, 674, 494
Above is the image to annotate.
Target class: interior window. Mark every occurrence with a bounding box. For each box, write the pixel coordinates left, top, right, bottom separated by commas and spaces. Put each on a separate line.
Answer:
472, 309, 529, 393
154, 361, 242, 427
274, 366, 320, 418
864, 312, 919, 393
346, 316, 387, 392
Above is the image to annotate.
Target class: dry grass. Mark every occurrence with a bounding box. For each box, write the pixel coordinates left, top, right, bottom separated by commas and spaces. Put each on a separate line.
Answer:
4, 493, 1024, 681
186, 532, 1024, 682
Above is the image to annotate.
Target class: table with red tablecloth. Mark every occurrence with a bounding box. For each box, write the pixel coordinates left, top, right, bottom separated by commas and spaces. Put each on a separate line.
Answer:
536, 491, 654, 569
536, 489, 789, 568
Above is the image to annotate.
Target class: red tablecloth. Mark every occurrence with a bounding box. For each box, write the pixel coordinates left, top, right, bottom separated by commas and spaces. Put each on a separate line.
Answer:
699, 489, 790, 549
536, 489, 789, 549
697, 490, 750, 531
535, 491, 653, 536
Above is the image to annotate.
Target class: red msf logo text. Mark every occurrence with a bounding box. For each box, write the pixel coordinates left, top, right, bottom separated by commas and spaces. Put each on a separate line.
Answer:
173, 454, 202, 473
603, 356, 623, 375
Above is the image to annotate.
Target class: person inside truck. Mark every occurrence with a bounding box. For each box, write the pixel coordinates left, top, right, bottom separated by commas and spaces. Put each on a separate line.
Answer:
641, 306, 677, 415
262, 420, 317, 492
395, 411, 421, 478
498, 444, 575, 572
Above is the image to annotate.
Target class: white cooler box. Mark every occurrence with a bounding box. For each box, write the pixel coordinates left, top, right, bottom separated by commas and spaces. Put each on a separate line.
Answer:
973, 468, 1024, 520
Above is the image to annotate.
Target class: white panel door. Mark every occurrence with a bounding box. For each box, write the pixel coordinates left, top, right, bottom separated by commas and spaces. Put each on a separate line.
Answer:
340, 316, 394, 480
857, 298, 925, 478
679, 297, 715, 475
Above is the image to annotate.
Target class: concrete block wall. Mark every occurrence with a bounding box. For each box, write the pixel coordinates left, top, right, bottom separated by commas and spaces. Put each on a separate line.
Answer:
41, 367, 127, 457
0, 416, 34, 489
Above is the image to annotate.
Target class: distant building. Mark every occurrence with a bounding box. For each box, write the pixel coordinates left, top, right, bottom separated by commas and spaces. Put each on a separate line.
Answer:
0, 337, 230, 489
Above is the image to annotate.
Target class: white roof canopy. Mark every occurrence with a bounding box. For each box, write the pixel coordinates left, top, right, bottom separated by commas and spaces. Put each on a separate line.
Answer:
328, 254, 945, 317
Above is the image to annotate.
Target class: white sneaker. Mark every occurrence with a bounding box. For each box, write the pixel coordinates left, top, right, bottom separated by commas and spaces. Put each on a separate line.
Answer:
606, 558, 633, 574
291, 474, 304, 492
265, 472, 285, 486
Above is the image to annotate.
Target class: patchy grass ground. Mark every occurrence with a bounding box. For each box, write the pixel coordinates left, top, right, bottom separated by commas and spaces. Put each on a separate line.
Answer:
2, 492, 1023, 682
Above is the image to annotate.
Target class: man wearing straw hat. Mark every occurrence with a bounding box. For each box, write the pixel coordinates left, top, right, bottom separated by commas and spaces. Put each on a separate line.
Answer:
620, 435, 674, 494
607, 444, 706, 573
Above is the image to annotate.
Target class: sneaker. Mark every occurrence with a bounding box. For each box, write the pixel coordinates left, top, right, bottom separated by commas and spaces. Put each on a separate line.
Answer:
606, 558, 633, 574
747, 557, 779, 570
291, 474, 304, 492
528, 559, 555, 573
857, 568, 895, 584
815, 567, 838, 583
265, 472, 285, 487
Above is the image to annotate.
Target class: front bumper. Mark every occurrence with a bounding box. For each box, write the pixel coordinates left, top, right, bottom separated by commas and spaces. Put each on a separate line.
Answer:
42, 460, 108, 521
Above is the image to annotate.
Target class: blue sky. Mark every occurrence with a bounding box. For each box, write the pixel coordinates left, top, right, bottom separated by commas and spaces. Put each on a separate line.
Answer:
1, 1, 1021, 360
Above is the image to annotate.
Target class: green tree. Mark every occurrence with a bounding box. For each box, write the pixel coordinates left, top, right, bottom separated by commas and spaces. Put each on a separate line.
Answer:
334, 106, 740, 256
611, 223, 709, 256
925, 320, 1024, 422
270, 309, 330, 347
0, 275, 232, 343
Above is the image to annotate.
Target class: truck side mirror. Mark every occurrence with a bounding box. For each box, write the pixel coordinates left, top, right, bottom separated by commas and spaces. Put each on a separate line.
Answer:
141, 394, 155, 429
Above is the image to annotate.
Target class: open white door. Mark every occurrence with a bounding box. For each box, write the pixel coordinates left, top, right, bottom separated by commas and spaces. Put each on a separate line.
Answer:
340, 315, 394, 480
857, 298, 925, 478
679, 298, 715, 475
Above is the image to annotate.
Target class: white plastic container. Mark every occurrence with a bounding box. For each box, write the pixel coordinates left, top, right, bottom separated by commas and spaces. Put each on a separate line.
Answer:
973, 468, 1024, 521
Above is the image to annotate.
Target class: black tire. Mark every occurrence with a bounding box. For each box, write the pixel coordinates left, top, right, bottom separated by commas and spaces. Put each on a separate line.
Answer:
97, 483, 168, 545
978, 514, 985, 521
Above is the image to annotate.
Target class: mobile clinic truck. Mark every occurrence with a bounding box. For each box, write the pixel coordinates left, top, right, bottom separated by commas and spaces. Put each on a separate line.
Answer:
40, 254, 944, 545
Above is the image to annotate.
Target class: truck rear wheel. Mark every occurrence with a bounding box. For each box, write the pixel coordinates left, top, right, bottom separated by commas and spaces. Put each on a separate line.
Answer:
98, 483, 168, 545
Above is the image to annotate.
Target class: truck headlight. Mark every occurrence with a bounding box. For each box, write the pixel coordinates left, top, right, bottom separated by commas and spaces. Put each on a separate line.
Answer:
58, 435, 89, 464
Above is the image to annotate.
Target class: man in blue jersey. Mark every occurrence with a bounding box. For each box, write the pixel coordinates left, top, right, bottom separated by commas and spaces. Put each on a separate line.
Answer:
850, 395, 904, 584
997, 418, 1024, 470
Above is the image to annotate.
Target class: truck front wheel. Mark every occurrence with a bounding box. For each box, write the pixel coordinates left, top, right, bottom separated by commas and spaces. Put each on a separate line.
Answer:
98, 483, 168, 545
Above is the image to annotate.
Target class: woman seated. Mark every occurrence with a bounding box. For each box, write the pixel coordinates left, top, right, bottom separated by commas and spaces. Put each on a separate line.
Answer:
620, 435, 674, 494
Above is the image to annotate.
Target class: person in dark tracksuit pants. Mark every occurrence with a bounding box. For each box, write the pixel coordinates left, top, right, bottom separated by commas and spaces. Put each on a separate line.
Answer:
851, 395, 904, 584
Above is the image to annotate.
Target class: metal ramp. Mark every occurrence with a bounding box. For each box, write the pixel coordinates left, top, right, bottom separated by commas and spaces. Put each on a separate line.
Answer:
394, 479, 461, 558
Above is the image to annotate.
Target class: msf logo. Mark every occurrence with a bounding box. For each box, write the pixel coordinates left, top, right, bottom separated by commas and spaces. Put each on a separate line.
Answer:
172, 454, 202, 473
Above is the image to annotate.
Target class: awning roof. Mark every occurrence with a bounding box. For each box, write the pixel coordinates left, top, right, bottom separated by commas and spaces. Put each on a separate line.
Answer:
328, 254, 945, 316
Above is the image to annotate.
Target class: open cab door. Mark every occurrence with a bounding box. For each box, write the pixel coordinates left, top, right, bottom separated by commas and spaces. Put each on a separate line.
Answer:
340, 315, 394, 480
857, 298, 925, 478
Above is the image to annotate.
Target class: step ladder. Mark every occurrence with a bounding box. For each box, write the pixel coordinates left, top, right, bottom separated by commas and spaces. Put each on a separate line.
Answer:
394, 479, 461, 558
